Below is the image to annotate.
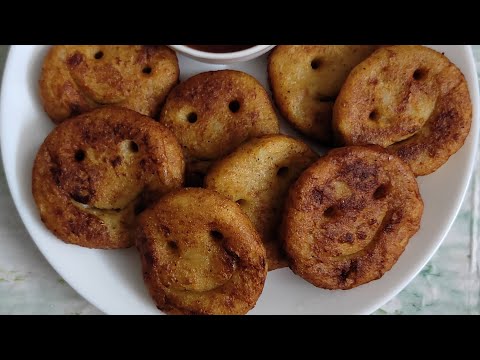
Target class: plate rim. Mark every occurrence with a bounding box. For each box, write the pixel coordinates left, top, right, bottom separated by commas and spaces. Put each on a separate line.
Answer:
1, 45, 478, 315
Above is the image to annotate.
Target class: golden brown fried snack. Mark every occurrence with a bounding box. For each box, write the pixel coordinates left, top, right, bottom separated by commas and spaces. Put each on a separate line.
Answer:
136, 188, 267, 315
283, 145, 423, 290
159, 70, 279, 163
333, 45, 472, 176
32, 107, 185, 249
205, 135, 318, 270
268, 45, 381, 145
40, 45, 179, 124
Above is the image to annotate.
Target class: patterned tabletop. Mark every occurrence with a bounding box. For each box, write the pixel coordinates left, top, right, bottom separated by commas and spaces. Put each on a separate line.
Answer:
0, 45, 478, 315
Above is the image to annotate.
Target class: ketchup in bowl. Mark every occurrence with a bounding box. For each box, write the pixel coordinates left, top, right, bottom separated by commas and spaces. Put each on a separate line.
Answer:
187, 45, 254, 53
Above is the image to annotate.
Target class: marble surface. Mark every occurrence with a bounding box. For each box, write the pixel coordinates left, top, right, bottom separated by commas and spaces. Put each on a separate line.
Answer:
0, 45, 479, 315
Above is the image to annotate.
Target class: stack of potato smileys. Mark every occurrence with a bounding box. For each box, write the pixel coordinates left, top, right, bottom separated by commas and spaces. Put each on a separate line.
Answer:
32, 45, 473, 315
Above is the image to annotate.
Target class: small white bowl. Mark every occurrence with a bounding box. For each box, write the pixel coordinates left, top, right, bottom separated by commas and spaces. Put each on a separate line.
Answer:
168, 45, 276, 64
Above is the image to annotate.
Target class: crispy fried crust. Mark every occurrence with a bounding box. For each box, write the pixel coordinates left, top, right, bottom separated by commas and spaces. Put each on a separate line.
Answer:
32, 107, 185, 249
39, 45, 179, 124
159, 70, 279, 162
205, 135, 318, 270
135, 188, 267, 315
283, 146, 423, 290
268, 45, 381, 145
333, 45, 472, 176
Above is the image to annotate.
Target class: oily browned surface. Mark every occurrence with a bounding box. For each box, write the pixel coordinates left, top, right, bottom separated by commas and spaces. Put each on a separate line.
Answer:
32, 107, 185, 249
283, 145, 423, 290
159, 70, 279, 162
268, 45, 381, 145
40, 45, 179, 123
205, 135, 318, 270
135, 188, 267, 315
333, 45, 472, 176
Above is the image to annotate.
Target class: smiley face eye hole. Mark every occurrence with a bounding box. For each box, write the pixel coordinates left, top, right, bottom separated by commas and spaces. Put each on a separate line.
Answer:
167, 241, 178, 251
187, 112, 198, 124
311, 58, 322, 70
324, 206, 336, 217
369, 110, 379, 121
94, 51, 103, 60
210, 230, 224, 241
373, 184, 389, 200
229, 100, 240, 113
413, 68, 427, 81
142, 66, 152, 74
74, 149, 85, 162
129, 141, 139, 153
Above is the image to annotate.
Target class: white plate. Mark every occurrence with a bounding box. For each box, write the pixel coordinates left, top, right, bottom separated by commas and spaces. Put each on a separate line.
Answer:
1, 45, 478, 315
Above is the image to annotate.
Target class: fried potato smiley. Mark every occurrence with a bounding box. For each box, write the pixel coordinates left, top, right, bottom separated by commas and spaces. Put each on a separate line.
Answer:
159, 70, 280, 162
32, 107, 185, 249
135, 188, 267, 315
333, 45, 472, 176
40, 45, 179, 123
283, 145, 423, 290
205, 135, 318, 270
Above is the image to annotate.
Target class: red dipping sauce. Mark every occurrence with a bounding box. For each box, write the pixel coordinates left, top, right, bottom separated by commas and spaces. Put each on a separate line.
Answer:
187, 45, 254, 53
